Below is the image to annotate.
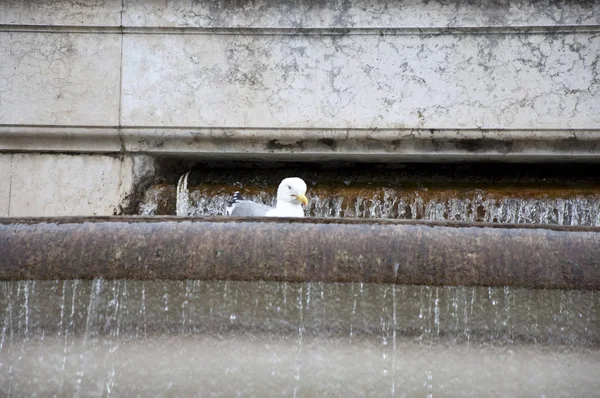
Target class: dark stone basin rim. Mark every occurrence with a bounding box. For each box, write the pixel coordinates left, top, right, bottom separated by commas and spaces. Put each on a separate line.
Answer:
1, 217, 599, 289
2, 216, 600, 232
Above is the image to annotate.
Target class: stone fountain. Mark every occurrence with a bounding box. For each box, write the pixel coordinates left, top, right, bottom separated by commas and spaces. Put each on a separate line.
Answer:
1, 0, 600, 396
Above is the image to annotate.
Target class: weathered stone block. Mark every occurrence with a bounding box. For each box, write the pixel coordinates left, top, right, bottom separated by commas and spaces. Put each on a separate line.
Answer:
0, 32, 121, 125
0, 155, 11, 217
121, 32, 600, 129
123, 0, 600, 28
0, 0, 122, 26
7, 154, 134, 217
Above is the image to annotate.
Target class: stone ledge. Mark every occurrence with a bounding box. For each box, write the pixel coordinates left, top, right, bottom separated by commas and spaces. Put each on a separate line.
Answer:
1, 126, 600, 162
1, 217, 599, 289
2, 24, 600, 35
0, 126, 121, 153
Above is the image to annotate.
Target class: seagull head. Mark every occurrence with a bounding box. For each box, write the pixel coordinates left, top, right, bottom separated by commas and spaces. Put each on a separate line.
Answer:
276, 177, 308, 206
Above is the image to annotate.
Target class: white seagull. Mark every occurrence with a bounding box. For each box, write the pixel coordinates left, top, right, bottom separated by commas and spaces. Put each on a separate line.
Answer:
226, 177, 308, 217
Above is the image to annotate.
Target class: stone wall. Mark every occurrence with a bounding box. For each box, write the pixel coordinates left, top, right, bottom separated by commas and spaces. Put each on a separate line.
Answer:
0, 154, 153, 217
0, 0, 599, 215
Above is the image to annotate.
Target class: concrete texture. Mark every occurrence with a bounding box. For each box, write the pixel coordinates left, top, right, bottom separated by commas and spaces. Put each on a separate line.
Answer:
2, 154, 154, 217
121, 32, 600, 129
0, 32, 121, 125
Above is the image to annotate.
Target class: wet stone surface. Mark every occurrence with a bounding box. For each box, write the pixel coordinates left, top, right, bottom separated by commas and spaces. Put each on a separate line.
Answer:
1, 217, 599, 289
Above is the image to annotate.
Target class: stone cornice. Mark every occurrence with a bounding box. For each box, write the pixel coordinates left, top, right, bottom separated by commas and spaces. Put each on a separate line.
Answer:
2, 125, 599, 161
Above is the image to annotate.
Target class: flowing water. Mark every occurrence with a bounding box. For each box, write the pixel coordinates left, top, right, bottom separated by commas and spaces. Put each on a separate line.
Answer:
4, 164, 600, 396
0, 280, 598, 396
139, 166, 600, 227
165, 183, 600, 226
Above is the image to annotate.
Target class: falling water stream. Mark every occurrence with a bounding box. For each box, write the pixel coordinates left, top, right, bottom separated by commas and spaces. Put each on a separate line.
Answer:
0, 281, 598, 396
141, 165, 600, 227
166, 183, 600, 227
2, 164, 600, 396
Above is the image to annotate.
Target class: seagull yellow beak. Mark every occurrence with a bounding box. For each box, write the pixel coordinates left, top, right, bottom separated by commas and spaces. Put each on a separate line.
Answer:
295, 194, 308, 206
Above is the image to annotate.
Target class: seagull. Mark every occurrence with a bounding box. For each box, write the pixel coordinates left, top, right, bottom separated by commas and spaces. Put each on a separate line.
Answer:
226, 177, 309, 217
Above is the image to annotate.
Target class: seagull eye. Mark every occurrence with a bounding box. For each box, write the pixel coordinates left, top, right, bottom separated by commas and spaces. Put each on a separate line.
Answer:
287, 185, 292, 190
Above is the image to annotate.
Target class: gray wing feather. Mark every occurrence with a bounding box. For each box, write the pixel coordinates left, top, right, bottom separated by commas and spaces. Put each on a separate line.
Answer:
229, 200, 273, 216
